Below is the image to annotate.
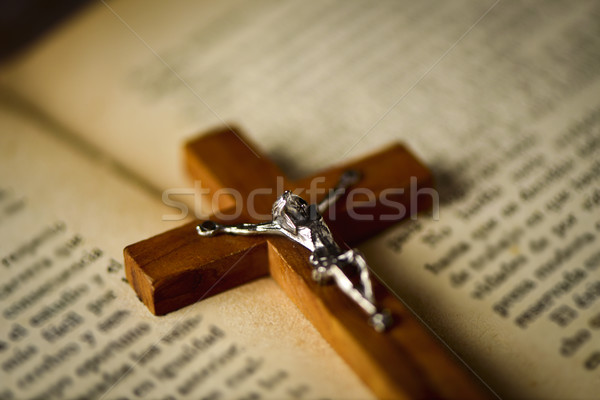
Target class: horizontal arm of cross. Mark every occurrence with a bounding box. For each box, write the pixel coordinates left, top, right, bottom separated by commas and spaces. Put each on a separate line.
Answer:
125, 126, 433, 315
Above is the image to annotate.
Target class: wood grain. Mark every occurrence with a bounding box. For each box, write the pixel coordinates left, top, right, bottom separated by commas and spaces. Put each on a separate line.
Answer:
124, 126, 491, 399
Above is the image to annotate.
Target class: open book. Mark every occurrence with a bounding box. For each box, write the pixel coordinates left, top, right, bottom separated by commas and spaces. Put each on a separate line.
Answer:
1, 1, 598, 398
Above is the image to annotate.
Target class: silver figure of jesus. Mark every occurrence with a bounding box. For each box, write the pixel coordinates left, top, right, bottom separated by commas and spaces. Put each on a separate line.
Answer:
197, 171, 393, 332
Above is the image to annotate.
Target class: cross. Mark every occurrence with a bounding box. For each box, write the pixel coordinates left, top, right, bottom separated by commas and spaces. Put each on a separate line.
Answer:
124, 126, 490, 399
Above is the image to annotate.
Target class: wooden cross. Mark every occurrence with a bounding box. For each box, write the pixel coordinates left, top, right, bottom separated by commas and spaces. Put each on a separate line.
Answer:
124, 126, 490, 399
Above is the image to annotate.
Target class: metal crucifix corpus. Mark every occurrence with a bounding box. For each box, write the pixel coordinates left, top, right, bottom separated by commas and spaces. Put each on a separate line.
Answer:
124, 127, 491, 399
198, 171, 393, 332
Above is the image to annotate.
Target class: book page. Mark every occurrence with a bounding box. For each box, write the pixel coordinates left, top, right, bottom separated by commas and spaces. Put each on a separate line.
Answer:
0, 99, 373, 399
2, 0, 600, 398
363, 84, 600, 399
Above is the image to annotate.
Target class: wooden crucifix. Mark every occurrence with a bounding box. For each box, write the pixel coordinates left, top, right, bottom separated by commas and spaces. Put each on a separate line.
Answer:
124, 126, 490, 399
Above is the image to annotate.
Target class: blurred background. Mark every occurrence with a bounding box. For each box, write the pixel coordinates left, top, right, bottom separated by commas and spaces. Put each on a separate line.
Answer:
0, 0, 92, 61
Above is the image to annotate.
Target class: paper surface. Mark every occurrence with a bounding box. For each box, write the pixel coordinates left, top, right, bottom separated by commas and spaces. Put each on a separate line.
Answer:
0, 103, 373, 399
1, 0, 600, 398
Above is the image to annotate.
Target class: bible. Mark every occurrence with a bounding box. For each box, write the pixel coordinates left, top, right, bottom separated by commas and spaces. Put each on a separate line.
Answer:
1, 1, 599, 399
